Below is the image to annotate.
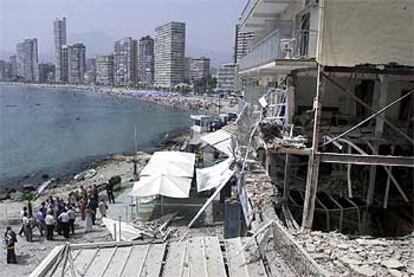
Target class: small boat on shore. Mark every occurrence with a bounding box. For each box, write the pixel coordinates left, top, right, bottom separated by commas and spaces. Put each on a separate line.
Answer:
36, 178, 55, 197
74, 169, 97, 181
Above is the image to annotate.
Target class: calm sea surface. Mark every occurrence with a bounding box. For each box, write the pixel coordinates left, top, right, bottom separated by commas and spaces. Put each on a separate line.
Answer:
0, 85, 191, 186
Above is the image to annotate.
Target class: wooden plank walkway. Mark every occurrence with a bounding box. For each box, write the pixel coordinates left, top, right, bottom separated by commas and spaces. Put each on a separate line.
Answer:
225, 237, 267, 277
47, 236, 274, 277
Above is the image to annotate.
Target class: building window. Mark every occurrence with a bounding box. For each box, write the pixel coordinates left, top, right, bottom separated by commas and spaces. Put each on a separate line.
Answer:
354, 80, 374, 119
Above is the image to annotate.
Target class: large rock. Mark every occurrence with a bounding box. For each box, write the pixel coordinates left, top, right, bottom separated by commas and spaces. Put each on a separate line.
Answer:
339, 256, 363, 266
388, 269, 403, 277
356, 238, 388, 246
381, 259, 404, 269
350, 264, 376, 277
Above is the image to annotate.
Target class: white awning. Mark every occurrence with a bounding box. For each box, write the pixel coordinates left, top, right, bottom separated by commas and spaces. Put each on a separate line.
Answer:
130, 175, 193, 198
140, 151, 195, 178
201, 130, 233, 156
196, 159, 235, 192
129, 151, 195, 198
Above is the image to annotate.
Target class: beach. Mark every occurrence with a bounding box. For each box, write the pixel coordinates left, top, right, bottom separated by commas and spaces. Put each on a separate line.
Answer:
1, 82, 240, 115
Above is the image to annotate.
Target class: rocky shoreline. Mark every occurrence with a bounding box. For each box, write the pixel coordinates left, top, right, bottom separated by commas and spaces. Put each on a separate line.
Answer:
0, 128, 192, 202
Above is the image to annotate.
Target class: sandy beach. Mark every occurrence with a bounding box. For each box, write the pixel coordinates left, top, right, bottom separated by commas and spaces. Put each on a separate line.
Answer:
1, 82, 240, 115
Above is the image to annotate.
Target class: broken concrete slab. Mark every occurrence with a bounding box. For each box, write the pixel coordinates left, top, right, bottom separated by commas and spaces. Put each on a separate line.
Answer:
349, 264, 376, 277
381, 259, 405, 269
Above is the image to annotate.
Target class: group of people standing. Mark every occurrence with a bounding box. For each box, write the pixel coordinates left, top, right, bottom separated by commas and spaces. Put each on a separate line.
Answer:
4, 182, 114, 264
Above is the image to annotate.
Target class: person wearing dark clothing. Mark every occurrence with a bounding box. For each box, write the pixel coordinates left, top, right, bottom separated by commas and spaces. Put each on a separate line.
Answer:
5, 227, 17, 264
91, 185, 99, 201
105, 182, 115, 203
133, 160, 138, 175
88, 197, 98, 225
39, 202, 47, 217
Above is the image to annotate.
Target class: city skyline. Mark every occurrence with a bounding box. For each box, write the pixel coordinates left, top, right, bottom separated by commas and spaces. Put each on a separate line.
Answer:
0, 0, 246, 66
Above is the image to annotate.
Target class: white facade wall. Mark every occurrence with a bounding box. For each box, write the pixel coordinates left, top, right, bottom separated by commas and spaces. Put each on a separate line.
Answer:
16, 38, 39, 82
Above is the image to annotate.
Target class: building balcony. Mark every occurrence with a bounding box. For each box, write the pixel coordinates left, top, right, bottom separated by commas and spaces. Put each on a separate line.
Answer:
239, 27, 318, 74
240, 0, 296, 33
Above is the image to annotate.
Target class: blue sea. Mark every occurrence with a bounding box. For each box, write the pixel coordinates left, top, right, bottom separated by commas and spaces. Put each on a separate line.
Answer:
0, 84, 191, 186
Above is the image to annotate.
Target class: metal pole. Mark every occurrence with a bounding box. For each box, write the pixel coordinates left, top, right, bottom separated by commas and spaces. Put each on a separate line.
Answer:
321, 89, 414, 147
161, 196, 164, 216
113, 223, 117, 241
118, 216, 122, 241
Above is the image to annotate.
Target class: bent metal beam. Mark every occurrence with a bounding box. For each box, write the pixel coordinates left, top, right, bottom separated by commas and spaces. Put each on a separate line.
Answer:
318, 152, 414, 167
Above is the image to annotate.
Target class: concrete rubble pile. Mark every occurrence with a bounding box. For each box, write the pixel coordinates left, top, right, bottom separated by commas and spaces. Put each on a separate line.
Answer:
132, 212, 180, 240
244, 161, 276, 209
292, 230, 414, 277
271, 135, 307, 149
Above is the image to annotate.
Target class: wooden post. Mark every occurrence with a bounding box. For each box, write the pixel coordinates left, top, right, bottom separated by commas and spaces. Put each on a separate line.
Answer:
301, 65, 325, 230
363, 75, 387, 233
287, 74, 296, 125
283, 154, 291, 198
366, 76, 388, 204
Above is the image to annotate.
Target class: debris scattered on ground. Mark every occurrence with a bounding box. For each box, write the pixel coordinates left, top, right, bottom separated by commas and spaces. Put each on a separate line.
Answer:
292, 230, 414, 276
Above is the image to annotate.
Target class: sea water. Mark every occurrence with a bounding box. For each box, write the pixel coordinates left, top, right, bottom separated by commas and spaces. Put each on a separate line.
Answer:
0, 84, 191, 186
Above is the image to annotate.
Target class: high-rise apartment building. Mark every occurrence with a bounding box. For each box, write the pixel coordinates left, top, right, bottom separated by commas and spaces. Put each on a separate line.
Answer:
217, 63, 238, 95
54, 17, 67, 83
234, 24, 254, 64
96, 54, 114, 86
84, 58, 96, 84
137, 36, 154, 87
38, 63, 55, 83
113, 37, 137, 87
9, 55, 18, 80
185, 57, 210, 93
188, 57, 210, 82
16, 38, 39, 82
66, 43, 86, 84
0, 60, 7, 81
154, 22, 186, 89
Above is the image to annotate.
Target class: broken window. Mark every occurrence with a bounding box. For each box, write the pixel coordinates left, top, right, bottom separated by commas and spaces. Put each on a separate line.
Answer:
354, 80, 374, 119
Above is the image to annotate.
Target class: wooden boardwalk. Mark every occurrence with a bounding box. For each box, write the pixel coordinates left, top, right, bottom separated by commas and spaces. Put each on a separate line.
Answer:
33, 236, 272, 277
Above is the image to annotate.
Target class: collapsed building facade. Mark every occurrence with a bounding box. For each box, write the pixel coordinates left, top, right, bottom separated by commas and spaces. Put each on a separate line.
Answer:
237, 0, 413, 236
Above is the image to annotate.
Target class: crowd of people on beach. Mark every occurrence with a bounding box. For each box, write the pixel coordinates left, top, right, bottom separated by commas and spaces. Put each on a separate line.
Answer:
4, 182, 115, 264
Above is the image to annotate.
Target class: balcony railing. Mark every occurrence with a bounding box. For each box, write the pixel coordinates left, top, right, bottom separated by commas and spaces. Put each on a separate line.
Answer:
241, 29, 280, 71
239, 28, 317, 71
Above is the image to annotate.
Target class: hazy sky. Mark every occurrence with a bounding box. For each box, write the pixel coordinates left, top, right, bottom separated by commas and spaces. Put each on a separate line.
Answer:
0, 0, 247, 65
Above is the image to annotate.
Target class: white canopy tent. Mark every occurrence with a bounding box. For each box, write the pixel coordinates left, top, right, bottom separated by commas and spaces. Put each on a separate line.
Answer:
129, 151, 195, 198
201, 129, 233, 156
196, 158, 235, 192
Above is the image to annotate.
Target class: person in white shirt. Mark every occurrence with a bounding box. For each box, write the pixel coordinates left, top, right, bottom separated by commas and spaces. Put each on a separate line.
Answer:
67, 206, 76, 236
98, 199, 108, 219
18, 207, 28, 236
22, 212, 33, 242
45, 211, 56, 240
57, 209, 70, 239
